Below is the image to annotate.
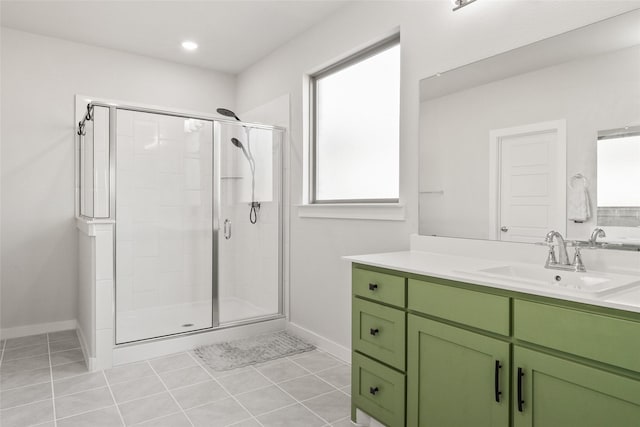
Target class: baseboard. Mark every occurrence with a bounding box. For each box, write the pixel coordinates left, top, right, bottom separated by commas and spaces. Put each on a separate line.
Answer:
286, 321, 351, 363
0, 319, 77, 340
76, 324, 96, 371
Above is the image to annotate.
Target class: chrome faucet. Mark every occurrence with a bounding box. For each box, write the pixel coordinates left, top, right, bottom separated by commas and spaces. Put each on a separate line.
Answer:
544, 230, 586, 272
545, 230, 570, 265
589, 228, 606, 247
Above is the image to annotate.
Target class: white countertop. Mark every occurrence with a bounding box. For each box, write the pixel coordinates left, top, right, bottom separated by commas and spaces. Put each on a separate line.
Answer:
344, 251, 640, 314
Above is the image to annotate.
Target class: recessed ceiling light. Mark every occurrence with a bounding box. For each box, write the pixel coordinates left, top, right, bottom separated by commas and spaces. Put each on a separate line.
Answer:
181, 41, 198, 51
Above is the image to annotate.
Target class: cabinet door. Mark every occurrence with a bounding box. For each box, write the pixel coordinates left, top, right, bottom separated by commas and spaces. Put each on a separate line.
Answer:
513, 346, 640, 427
407, 314, 509, 427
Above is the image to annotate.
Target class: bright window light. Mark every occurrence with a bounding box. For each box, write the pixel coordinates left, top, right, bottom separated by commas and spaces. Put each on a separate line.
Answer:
311, 37, 400, 203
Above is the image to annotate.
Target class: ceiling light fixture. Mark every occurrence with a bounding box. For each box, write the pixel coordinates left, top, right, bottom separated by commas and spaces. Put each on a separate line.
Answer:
452, 0, 477, 11
181, 41, 198, 51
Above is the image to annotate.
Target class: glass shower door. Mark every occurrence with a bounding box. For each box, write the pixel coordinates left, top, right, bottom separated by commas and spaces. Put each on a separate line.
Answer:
115, 110, 213, 343
216, 121, 283, 324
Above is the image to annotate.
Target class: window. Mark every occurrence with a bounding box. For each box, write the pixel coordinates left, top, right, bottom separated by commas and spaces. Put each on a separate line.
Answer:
311, 36, 400, 203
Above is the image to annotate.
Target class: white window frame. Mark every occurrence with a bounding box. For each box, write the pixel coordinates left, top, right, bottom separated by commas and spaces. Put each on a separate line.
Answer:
308, 35, 401, 205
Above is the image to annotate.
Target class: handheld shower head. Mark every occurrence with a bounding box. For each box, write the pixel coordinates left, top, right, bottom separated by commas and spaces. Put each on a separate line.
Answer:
216, 108, 241, 121
230, 137, 243, 149
229, 137, 259, 224
231, 137, 251, 163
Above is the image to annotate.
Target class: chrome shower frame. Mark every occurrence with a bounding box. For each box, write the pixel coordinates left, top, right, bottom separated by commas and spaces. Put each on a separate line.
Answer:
77, 100, 286, 346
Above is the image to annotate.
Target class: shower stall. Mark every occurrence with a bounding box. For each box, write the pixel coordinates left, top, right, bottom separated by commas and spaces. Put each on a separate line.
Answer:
76, 100, 285, 357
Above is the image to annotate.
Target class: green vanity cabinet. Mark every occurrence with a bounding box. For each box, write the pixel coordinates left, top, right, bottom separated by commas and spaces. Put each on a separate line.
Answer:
407, 315, 510, 427
352, 267, 407, 427
351, 263, 640, 427
513, 346, 640, 427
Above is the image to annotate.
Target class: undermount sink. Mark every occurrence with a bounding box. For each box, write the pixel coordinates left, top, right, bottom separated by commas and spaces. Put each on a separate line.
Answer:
460, 264, 640, 297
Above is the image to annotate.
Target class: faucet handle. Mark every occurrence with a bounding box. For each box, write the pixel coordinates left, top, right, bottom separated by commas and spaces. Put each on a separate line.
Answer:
545, 245, 557, 267
572, 246, 586, 272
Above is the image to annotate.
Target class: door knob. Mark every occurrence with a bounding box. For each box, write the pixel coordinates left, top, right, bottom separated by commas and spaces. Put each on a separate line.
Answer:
500, 226, 508, 232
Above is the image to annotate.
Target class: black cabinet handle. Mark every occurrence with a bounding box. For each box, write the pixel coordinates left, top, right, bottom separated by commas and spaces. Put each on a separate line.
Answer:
369, 328, 380, 336
368, 283, 378, 291
369, 386, 379, 395
494, 360, 502, 403
517, 367, 525, 412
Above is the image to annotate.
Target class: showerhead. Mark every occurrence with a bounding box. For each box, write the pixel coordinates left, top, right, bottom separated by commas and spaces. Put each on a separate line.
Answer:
216, 108, 241, 121
230, 137, 252, 166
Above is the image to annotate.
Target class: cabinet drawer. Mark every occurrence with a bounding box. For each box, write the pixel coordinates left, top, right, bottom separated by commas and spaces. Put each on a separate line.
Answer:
408, 278, 510, 335
353, 267, 405, 308
353, 298, 406, 371
514, 300, 640, 372
352, 352, 406, 427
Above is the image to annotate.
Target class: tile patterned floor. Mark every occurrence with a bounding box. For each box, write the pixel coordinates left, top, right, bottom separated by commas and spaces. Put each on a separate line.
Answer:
0, 331, 353, 427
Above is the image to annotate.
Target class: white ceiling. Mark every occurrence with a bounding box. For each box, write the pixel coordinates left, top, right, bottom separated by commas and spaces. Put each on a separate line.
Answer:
0, 0, 350, 74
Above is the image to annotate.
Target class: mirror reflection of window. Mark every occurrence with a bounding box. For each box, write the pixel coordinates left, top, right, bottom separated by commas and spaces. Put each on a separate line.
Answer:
597, 128, 640, 227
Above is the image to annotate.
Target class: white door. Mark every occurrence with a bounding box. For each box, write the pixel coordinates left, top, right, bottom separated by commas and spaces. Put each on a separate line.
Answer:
490, 121, 566, 243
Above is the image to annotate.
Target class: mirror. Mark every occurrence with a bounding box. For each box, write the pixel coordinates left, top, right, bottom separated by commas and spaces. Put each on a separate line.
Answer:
596, 126, 640, 244
419, 9, 640, 248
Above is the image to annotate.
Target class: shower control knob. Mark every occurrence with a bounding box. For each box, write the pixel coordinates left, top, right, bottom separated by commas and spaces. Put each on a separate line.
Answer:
501, 226, 509, 232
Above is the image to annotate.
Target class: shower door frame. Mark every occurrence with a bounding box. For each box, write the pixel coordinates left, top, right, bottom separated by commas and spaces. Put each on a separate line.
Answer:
85, 100, 286, 346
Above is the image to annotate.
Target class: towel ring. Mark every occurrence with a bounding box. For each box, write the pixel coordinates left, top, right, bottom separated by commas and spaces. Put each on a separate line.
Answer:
569, 173, 588, 190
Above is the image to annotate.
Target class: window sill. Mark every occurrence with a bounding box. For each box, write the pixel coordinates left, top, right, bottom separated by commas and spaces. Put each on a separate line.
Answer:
296, 203, 405, 221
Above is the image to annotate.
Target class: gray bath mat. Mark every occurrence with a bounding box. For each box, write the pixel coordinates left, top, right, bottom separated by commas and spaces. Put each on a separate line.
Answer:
193, 331, 315, 371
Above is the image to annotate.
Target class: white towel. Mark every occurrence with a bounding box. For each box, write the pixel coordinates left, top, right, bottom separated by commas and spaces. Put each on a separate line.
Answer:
568, 180, 591, 223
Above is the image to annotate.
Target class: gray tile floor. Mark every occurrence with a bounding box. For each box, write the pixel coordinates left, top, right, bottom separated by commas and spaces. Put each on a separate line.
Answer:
0, 331, 353, 427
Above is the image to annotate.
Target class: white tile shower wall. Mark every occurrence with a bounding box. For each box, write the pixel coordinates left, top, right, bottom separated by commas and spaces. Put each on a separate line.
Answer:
241, 95, 291, 321
115, 110, 214, 342
94, 224, 115, 370
77, 228, 96, 358
217, 125, 281, 322
93, 106, 110, 217
76, 220, 114, 370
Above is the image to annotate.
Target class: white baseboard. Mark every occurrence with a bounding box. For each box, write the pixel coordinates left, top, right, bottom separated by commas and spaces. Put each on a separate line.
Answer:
286, 321, 351, 363
76, 324, 96, 371
0, 319, 77, 340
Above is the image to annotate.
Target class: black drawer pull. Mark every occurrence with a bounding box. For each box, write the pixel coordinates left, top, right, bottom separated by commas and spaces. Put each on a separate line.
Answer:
517, 367, 525, 412
369, 328, 380, 336
494, 360, 502, 403
368, 283, 378, 291
369, 386, 379, 395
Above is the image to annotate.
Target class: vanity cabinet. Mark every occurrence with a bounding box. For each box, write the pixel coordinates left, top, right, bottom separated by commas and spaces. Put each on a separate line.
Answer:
407, 315, 510, 427
513, 346, 640, 427
351, 264, 640, 427
352, 268, 407, 427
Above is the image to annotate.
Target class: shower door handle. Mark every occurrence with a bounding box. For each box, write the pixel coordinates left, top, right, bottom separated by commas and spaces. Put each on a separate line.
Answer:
224, 219, 231, 240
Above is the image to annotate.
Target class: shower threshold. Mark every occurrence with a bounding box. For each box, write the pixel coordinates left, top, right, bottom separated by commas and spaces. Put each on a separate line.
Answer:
116, 297, 276, 345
